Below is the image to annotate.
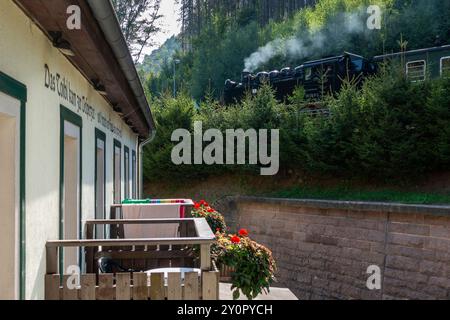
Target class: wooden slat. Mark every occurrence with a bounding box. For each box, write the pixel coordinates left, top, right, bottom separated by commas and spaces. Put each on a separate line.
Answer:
80, 274, 96, 300
45, 274, 61, 300
46, 247, 58, 274
202, 271, 219, 300
184, 272, 199, 300
200, 244, 211, 271
149, 273, 165, 300
167, 273, 182, 300
85, 224, 95, 273
46, 237, 214, 247
195, 218, 215, 238
180, 221, 188, 237
86, 218, 196, 224
132, 272, 148, 300
97, 274, 114, 300
62, 275, 79, 300
116, 273, 131, 300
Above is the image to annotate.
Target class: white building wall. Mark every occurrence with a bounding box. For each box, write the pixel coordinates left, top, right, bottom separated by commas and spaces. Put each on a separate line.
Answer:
0, 1, 139, 299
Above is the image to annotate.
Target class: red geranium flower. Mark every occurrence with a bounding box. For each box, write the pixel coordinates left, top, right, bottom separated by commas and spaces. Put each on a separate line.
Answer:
207, 208, 214, 213
194, 203, 200, 209
230, 235, 241, 244
238, 229, 249, 237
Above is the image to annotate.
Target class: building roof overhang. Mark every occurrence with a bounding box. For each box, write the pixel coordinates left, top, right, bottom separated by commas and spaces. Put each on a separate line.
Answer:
14, 0, 155, 139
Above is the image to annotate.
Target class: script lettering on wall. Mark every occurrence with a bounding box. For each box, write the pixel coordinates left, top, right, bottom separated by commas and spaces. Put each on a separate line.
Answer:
44, 64, 122, 138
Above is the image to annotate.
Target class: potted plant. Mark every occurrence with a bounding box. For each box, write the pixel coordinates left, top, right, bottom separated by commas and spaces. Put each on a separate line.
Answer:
192, 200, 277, 300
212, 230, 277, 300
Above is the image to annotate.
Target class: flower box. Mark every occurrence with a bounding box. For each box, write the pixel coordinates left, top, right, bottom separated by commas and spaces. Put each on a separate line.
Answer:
218, 263, 235, 283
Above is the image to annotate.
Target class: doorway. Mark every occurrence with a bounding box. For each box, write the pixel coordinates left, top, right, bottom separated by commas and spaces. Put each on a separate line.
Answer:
113, 140, 122, 205
132, 150, 136, 199
60, 107, 82, 272
124, 146, 130, 200
0, 92, 20, 300
95, 129, 106, 238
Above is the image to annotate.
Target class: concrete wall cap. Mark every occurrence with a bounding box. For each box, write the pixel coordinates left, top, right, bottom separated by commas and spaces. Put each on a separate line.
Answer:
229, 196, 450, 217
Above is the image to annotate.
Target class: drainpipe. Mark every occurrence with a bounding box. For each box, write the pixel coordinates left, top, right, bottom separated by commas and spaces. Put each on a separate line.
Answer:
138, 129, 156, 199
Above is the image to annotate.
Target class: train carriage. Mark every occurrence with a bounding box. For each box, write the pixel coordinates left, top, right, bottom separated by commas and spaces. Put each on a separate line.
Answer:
374, 45, 450, 81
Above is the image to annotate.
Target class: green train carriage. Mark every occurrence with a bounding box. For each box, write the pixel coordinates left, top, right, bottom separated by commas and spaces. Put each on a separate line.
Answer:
373, 45, 450, 81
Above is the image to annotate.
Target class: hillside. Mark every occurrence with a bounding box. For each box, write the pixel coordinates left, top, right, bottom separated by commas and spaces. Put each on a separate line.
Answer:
138, 36, 181, 75
139, 0, 450, 101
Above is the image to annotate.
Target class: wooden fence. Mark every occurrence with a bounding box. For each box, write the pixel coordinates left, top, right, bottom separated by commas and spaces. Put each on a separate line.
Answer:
45, 270, 219, 300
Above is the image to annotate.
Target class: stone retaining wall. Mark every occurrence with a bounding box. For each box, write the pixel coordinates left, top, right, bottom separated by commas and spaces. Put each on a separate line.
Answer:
216, 197, 450, 300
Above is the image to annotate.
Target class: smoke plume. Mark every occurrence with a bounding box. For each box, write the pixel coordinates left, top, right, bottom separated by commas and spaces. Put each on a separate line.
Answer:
244, 8, 371, 72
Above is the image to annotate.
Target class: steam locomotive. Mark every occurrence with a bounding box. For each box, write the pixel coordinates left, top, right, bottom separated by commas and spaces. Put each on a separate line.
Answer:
224, 52, 377, 104
224, 45, 450, 105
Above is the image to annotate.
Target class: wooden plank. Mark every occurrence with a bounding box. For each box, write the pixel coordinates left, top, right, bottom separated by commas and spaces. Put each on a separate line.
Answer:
180, 221, 188, 237
200, 244, 211, 271
167, 273, 182, 300
46, 246, 58, 274
45, 274, 61, 300
195, 218, 215, 238
202, 271, 219, 300
97, 274, 114, 300
132, 272, 148, 300
149, 273, 165, 300
116, 273, 131, 300
80, 274, 96, 300
85, 224, 95, 273
62, 275, 79, 300
46, 237, 215, 247
85, 218, 200, 225
184, 272, 199, 300
187, 221, 197, 237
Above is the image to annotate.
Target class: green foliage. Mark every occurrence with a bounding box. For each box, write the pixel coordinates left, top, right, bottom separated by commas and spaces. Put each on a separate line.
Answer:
270, 186, 450, 205
288, 86, 306, 106
191, 200, 227, 233
142, 93, 196, 181
143, 0, 450, 101
143, 67, 450, 183
138, 36, 181, 75
214, 233, 277, 300
112, 0, 163, 62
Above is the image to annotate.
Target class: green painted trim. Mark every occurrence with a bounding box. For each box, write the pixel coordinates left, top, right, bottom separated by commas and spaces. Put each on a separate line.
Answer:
124, 146, 130, 200
59, 105, 83, 273
0, 71, 27, 300
94, 128, 106, 237
113, 139, 122, 205
132, 150, 137, 199
0, 71, 27, 102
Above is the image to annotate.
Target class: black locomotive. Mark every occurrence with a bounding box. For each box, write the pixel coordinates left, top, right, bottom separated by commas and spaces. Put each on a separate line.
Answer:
224, 52, 377, 104
224, 45, 450, 105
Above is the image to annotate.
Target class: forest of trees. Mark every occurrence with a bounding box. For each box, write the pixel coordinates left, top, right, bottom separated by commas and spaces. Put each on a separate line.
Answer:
122, 0, 450, 189
178, 0, 317, 50
139, 0, 450, 101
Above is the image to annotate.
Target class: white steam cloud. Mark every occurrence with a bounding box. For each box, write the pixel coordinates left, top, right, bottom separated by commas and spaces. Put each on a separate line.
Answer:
244, 9, 370, 72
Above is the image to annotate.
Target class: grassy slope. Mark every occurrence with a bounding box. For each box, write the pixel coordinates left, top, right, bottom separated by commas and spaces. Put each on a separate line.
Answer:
144, 171, 450, 205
